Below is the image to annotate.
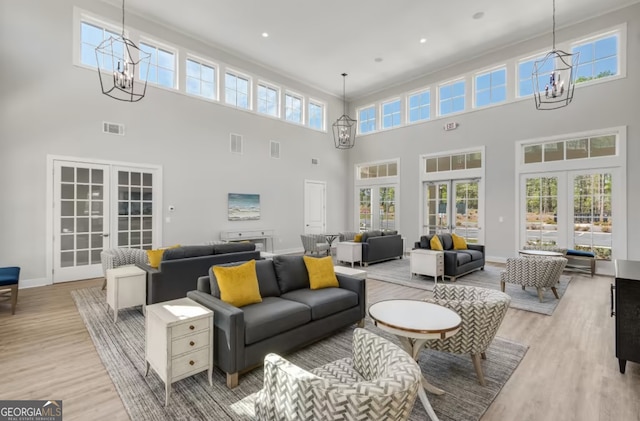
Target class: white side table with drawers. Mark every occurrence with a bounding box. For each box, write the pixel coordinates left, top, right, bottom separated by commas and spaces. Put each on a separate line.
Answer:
145, 297, 214, 406
410, 249, 445, 284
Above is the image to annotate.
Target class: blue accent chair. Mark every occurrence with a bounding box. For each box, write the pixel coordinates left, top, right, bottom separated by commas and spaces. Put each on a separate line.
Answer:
0, 267, 20, 315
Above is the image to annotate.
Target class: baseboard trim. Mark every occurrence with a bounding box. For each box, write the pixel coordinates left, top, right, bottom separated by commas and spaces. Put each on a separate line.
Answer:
486, 255, 507, 264
19, 277, 51, 289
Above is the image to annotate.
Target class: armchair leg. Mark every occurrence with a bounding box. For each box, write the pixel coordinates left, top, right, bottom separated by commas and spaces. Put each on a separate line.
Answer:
10, 284, 18, 315
356, 319, 365, 328
226, 372, 239, 389
471, 354, 486, 386
536, 287, 544, 303
551, 286, 560, 299
102, 279, 107, 290
500, 281, 505, 292
481, 352, 487, 360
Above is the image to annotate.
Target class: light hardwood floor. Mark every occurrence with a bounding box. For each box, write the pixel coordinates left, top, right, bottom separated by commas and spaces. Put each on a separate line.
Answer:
0, 267, 638, 421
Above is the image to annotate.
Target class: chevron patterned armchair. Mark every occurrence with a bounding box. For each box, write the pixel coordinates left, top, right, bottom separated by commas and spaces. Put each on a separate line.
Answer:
255, 328, 421, 421
300, 234, 331, 256
100, 248, 148, 290
500, 256, 567, 302
423, 284, 510, 386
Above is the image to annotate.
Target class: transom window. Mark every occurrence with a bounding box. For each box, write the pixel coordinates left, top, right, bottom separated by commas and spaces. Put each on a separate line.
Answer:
285, 93, 303, 123
225, 71, 250, 109
80, 21, 119, 68
523, 134, 616, 164
186, 58, 216, 99
425, 151, 482, 173
572, 33, 619, 84
408, 89, 430, 123
518, 54, 554, 97
309, 101, 324, 130
358, 161, 398, 180
359, 106, 376, 134
257, 83, 279, 117
475, 67, 506, 107
382, 99, 401, 129
439, 80, 465, 116
139, 41, 176, 89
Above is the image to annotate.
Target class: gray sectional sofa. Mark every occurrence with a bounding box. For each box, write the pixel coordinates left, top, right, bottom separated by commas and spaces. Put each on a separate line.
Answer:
137, 243, 260, 304
414, 233, 485, 281
186, 255, 366, 388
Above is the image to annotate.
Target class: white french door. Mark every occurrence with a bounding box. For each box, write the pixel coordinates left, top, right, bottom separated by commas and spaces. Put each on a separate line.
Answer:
50, 158, 162, 283
358, 185, 397, 232
53, 161, 111, 282
423, 179, 481, 243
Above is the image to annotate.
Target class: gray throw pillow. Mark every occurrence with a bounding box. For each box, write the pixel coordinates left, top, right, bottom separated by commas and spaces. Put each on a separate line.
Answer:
272, 255, 310, 293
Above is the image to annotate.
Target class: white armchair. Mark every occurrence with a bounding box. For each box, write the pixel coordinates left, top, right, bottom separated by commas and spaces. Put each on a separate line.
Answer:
423, 284, 510, 386
100, 248, 148, 290
299, 234, 331, 256
255, 328, 421, 421
500, 256, 567, 302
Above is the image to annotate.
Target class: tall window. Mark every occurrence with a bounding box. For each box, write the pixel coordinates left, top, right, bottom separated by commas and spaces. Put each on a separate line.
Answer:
518, 55, 553, 97
359, 106, 376, 134
439, 80, 465, 115
573, 173, 612, 259
225, 71, 250, 109
139, 42, 176, 88
381, 99, 401, 129
408, 89, 430, 123
475, 67, 506, 107
285, 93, 303, 123
524, 176, 559, 247
186, 58, 215, 99
80, 21, 119, 68
257, 83, 279, 117
572, 33, 619, 84
309, 101, 324, 130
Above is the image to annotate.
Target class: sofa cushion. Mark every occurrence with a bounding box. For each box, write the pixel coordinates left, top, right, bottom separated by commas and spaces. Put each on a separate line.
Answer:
451, 233, 468, 250
303, 256, 339, 290
567, 249, 595, 257
354, 233, 363, 242
458, 249, 483, 261
147, 249, 165, 268
243, 297, 311, 345
273, 255, 310, 293
281, 288, 358, 320
452, 251, 472, 266
213, 260, 262, 308
163, 245, 214, 260
361, 230, 382, 243
209, 259, 281, 299
430, 235, 444, 251
213, 242, 256, 254
420, 235, 432, 249
382, 230, 398, 236
439, 234, 454, 250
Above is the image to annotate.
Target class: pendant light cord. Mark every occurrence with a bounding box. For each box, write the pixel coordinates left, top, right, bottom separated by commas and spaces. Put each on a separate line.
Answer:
552, 0, 556, 50
342, 73, 347, 115
121, 0, 126, 37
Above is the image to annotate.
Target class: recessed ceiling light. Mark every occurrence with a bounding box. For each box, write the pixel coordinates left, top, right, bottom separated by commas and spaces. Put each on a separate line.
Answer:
419, 38, 427, 44
374, 57, 383, 63
261, 32, 269, 38
472, 12, 484, 20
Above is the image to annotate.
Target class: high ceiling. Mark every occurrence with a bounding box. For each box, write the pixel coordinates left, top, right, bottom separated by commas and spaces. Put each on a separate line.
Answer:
114, 0, 638, 100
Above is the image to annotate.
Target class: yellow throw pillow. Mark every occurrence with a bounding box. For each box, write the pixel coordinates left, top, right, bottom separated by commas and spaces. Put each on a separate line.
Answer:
303, 256, 339, 290
354, 233, 363, 242
430, 235, 444, 251
452, 233, 468, 250
146, 249, 165, 268
213, 260, 262, 307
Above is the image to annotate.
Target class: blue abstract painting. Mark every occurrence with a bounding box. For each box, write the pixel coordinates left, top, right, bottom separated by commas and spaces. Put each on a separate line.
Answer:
228, 193, 260, 221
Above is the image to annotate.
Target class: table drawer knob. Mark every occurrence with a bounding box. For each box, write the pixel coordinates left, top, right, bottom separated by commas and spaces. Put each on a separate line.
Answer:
189, 360, 195, 366
189, 341, 195, 346
189, 325, 195, 330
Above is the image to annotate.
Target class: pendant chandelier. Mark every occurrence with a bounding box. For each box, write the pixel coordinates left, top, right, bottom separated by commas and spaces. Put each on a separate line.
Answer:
95, 0, 151, 102
332, 73, 357, 149
532, 0, 579, 110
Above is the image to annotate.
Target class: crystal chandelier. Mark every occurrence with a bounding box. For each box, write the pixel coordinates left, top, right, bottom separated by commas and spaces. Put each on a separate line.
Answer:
95, 0, 150, 102
532, 0, 579, 110
332, 73, 357, 149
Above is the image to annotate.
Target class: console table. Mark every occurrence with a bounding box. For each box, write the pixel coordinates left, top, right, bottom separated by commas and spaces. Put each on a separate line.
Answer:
220, 229, 274, 252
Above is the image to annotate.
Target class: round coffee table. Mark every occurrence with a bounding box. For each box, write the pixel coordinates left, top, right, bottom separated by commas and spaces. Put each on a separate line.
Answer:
518, 249, 564, 257
368, 299, 461, 421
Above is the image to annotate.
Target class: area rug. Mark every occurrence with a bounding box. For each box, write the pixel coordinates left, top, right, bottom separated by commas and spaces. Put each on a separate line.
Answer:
72, 287, 528, 421
344, 258, 572, 315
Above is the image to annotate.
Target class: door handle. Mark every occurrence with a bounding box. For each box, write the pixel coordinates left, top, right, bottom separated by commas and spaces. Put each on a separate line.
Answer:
102, 233, 110, 237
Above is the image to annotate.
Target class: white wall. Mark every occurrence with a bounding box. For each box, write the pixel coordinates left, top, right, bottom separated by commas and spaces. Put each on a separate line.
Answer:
0, 0, 350, 284
347, 4, 640, 261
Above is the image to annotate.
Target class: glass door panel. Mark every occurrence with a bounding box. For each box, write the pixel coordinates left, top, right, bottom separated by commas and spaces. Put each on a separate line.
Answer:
115, 168, 155, 250
524, 176, 559, 247
54, 161, 110, 282
378, 187, 395, 231
572, 172, 612, 260
423, 182, 449, 235
359, 188, 372, 231
453, 180, 479, 243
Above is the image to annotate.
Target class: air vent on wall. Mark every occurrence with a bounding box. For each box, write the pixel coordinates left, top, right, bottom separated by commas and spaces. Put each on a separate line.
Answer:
230, 133, 243, 154
270, 140, 280, 159
103, 121, 124, 136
